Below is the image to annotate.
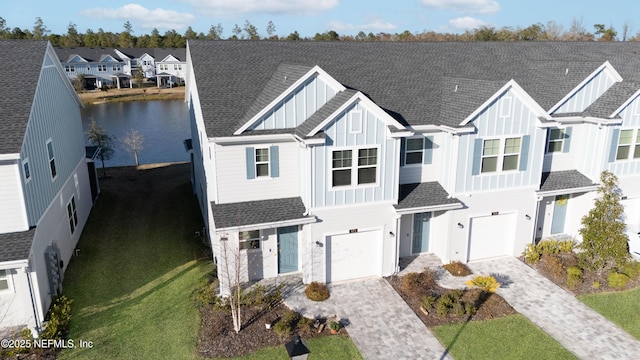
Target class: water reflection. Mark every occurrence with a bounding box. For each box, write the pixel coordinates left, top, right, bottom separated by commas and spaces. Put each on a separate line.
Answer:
81, 100, 189, 167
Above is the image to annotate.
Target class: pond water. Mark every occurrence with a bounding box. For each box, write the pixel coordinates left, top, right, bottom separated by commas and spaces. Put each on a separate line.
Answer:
81, 100, 190, 167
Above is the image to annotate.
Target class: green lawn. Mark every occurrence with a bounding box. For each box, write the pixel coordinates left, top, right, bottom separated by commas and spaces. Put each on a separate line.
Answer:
579, 287, 640, 340
212, 336, 362, 360
433, 314, 577, 360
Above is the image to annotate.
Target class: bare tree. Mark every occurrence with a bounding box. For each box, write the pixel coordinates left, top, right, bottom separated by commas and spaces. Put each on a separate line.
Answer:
219, 237, 245, 333
87, 120, 114, 177
122, 129, 144, 166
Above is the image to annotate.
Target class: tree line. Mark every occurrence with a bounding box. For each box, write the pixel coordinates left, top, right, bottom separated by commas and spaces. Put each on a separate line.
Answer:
0, 17, 636, 48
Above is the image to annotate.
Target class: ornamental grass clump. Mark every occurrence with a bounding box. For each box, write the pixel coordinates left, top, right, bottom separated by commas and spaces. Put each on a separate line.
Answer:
304, 282, 330, 301
465, 275, 501, 293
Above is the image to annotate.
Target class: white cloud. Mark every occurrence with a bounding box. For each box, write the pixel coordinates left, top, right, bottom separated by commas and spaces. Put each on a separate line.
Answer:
421, 0, 500, 14
449, 16, 487, 30
80, 4, 195, 30
183, 0, 339, 16
327, 17, 396, 32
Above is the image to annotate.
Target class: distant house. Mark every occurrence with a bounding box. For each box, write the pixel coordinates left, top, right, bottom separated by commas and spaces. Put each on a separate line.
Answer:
55, 47, 186, 89
185, 41, 640, 293
0, 40, 98, 337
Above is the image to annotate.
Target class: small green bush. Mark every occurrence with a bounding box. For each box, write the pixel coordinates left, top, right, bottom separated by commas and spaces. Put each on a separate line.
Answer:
304, 282, 330, 301
274, 319, 292, 338
539, 255, 565, 279
436, 299, 449, 317
400, 270, 437, 296
192, 283, 216, 308
282, 309, 299, 325
523, 244, 541, 263
622, 261, 640, 278
443, 261, 473, 276
464, 303, 477, 316
592, 281, 601, 289
297, 316, 313, 332
420, 295, 437, 311
452, 302, 466, 316
607, 272, 630, 289
465, 275, 500, 293
42, 295, 73, 340
523, 240, 576, 264
566, 266, 583, 288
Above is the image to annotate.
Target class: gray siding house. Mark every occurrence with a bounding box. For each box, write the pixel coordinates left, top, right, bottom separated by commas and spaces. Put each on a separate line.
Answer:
0, 40, 96, 336
186, 41, 640, 293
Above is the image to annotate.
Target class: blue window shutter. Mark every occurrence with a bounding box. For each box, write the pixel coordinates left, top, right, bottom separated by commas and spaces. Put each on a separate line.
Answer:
270, 145, 279, 178
562, 127, 572, 153
519, 135, 531, 171
608, 129, 620, 163
423, 136, 434, 165
472, 138, 483, 175
400, 138, 406, 166
245, 147, 255, 179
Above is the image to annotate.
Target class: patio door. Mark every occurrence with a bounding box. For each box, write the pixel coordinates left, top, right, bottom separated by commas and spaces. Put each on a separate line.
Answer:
277, 226, 298, 274
551, 195, 568, 234
412, 212, 431, 254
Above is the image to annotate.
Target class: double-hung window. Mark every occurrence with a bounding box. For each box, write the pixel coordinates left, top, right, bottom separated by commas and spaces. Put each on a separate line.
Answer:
332, 150, 352, 187
67, 196, 78, 234
357, 148, 377, 184
239, 230, 260, 250
481, 137, 521, 173
616, 129, 640, 160
547, 129, 564, 153
0, 270, 10, 292
46, 140, 57, 179
22, 158, 31, 182
255, 148, 269, 177
98, 64, 107, 72
405, 138, 424, 165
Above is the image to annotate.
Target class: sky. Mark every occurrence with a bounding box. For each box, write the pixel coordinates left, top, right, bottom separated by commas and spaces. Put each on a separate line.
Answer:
1, 0, 637, 38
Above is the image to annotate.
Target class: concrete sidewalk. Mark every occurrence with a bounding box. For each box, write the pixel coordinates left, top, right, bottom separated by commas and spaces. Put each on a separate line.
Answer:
468, 257, 640, 360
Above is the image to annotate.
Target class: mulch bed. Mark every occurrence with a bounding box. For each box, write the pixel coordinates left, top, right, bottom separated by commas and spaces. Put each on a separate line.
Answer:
386, 274, 516, 328
524, 253, 640, 296
196, 303, 348, 358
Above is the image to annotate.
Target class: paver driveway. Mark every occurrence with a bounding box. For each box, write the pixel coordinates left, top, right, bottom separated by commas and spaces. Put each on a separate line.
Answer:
468, 257, 640, 360
284, 277, 452, 360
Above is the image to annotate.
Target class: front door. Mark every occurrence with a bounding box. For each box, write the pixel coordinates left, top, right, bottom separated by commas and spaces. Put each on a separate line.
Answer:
412, 212, 431, 254
551, 195, 568, 234
277, 226, 298, 274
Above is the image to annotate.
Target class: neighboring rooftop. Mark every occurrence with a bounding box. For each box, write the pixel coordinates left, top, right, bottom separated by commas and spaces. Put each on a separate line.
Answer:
0, 228, 36, 262
211, 197, 309, 229
539, 170, 597, 193
395, 182, 462, 211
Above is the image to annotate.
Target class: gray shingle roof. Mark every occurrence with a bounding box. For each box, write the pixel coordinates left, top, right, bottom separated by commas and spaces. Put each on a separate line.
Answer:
395, 182, 462, 210
0, 228, 36, 262
0, 40, 48, 154
539, 170, 596, 192
212, 197, 309, 229
188, 41, 640, 138
582, 81, 640, 118
439, 77, 506, 128
295, 89, 358, 137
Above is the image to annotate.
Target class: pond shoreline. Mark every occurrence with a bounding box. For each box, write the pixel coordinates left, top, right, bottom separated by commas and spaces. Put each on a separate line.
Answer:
78, 86, 185, 106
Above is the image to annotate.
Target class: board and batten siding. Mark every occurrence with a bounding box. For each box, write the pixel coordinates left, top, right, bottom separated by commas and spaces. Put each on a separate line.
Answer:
0, 161, 28, 232
553, 69, 616, 114
607, 95, 640, 176
249, 75, 337, 131
399, 132, 449, 185
455, 89, 545, 193
21, 59, 85, 226
214, 141, 299, 204
311, 102, 397, 208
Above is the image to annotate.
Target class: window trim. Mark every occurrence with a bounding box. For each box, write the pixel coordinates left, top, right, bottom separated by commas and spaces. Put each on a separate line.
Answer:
22, 158, 31, 183
404, 137, 425, 165
546, 128, 565, 154
330, 145, 380, 189
239, 230, 261, 251
0, 269, 13, 293
480, 137, 521, 174
67, 196, 78, 235
46, 139, 57, 180
255, 147, 270, 178
616, 128, 640, 161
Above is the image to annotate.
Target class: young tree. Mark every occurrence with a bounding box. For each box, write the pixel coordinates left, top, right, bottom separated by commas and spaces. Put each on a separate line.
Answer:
134, 69, 144, 88
219, 237, 245, 333
122, 129, 144, 166
87, 120, 115, 177
579, 171, 630, 272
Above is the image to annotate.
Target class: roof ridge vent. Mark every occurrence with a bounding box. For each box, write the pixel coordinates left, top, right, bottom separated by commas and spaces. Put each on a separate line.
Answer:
565, 68, 569, 75
454, 85, 458, 92
283, 75, 288, 83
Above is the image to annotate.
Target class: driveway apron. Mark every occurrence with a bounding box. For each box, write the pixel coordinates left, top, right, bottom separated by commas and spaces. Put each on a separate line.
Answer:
284, 277, 452, 360
468, 257, 640, 360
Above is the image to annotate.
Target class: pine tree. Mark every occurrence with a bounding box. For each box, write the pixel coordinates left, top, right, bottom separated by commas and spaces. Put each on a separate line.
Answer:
578, 171, 630, 272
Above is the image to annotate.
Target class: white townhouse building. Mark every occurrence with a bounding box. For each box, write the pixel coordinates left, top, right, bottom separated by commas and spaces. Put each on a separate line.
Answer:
0, 41, 98, 336
185, 40, 640, 292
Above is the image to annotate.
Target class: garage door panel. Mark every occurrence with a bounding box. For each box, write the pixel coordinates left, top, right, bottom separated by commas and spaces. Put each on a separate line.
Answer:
468, 214, 515, 261
327, 230, 381, 282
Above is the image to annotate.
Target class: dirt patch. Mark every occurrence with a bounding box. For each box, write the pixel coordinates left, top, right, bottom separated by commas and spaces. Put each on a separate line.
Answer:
196, 303, 348, 358
387, 272, 516, 328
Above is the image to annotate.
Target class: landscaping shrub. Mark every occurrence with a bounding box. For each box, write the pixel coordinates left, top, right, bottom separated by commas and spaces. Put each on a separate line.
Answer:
400, 269, 437, 296
465, 275, 500, 293
436, 298, 450, 317
304, 281, 330, 301
464, 303, 477, 316
622, 261, 640, 278
592, 281, 601, 289
274, 319, 292, 338
607, 272, 630, 289
523, 240, 576, 264
192, 283, 217, 308
523, 244, 541, 264
566, 266, 583, 288
421, 295, 437, 311
539, 255, 565, 279
42, 295, 73, 340
296, 316, 314, 332
443, 261, 473, 276
452, 302, 466, 316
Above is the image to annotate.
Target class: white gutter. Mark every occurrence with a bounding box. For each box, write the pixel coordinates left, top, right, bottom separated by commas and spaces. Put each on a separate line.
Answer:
215, 216, 317, 232
536, 185, 599, 197
0, 153, 20, 161
212, 134, 295, 145
394, 202, 463, 215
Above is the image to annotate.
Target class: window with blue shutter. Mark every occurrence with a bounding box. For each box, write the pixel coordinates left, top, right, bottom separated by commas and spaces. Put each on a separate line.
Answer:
245, 147, 255, 179
246, 146, 279, 179
423, 136, 434, 165
519, 135, 530, 171
471, 138, 483, 175
562, 127, 572, 153
608, 129, 620, 163
269, 146, 279, 178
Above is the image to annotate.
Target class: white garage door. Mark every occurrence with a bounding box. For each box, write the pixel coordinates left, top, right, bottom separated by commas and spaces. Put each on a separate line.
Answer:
468, 214, 515, 261
327, 230, 381, 282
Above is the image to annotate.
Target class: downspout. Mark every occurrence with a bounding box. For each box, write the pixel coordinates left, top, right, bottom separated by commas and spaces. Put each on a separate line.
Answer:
394, 215, 402, 273
532, 195, 543, 245
26, 266, 41, 334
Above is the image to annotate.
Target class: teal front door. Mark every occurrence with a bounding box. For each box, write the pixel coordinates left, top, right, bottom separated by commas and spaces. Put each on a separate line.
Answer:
278, 226, 298, 274
412, 212, 431, 254
551, 195, 568, 234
